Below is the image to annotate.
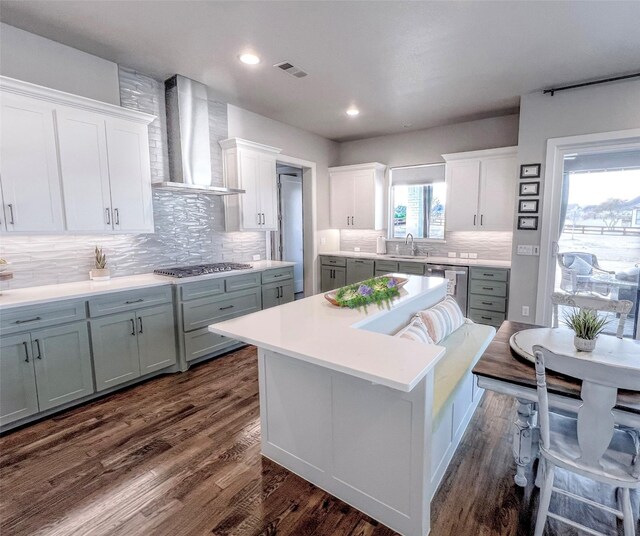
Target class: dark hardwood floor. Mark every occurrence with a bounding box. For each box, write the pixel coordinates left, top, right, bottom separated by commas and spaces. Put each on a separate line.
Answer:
0, 346, 637, 535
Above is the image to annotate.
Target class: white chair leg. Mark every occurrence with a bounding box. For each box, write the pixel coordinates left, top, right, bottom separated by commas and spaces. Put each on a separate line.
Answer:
620, 487, 636, 536
534, 459, 555, 536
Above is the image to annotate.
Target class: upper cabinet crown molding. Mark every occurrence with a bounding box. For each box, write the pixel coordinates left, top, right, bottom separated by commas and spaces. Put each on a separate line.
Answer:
328, 162, 386, 173
0, 75, 155, 125
219, 137, 282, 155
442, 146, 518, 162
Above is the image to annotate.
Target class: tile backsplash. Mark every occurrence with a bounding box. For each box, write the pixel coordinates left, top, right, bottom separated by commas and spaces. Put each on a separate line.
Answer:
0, 65, 267, 290
339, 230, 513, 260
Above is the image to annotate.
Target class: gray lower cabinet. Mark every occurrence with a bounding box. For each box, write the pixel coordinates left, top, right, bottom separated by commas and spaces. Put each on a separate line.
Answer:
374, 260, 399, 277
468, 267, 510, 328
346, 259, 375, 285
0, 321, 94, 426
262, 279, 295, 309
0, 333, 39, 426
321, 265, 346, 292
398, 262, 425, 275
90, 303, 177, 391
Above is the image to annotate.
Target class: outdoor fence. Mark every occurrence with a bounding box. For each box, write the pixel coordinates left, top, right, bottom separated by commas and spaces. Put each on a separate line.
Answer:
562, 224, 640, 236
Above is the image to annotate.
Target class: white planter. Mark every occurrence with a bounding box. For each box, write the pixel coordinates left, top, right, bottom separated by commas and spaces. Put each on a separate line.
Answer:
574, 336, 597, 352
90, 268, 110, 281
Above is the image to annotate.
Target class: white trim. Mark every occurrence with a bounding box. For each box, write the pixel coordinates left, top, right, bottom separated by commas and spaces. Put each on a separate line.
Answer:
535, 128, 640, 326
219, 137, 282, 154
328, 162, 386, 173
0, 75, 155, 125
442, 146, 517, 162
274, 154, 318, 296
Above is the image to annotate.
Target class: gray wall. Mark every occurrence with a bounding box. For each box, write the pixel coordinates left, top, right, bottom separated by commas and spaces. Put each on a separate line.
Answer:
0, 23, 120, 105
508, 78, 640, 323
337, 114, 519, 167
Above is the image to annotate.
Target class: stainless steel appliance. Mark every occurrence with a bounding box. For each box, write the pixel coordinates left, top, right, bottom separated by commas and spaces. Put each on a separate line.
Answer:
426, 264, 469, 314
154, 262, 252, 278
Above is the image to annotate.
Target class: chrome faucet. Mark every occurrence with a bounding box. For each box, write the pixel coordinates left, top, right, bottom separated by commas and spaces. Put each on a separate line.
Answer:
405, 233, 417, 256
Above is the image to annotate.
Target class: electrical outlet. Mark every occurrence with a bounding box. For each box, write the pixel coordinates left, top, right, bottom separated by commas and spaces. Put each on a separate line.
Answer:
354, 247, 361, 252
469, 253, 478, 259
320, 237, 326, 245
252, 254, 261, 261
522, 306, 530, 317
459, 253, 469, 259
447, 252, 457, 258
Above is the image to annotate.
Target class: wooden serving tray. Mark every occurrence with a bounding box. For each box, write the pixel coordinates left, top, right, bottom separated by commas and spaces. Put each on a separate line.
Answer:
324, 276, 408, 307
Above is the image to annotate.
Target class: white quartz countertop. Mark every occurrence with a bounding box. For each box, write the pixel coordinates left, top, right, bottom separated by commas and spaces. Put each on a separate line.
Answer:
321, 251, 511, 269
0, 260, 296, 309
209, 275, 449, 392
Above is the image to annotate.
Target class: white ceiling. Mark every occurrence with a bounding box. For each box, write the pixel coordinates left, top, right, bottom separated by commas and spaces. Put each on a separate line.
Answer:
1, 1, 639, 142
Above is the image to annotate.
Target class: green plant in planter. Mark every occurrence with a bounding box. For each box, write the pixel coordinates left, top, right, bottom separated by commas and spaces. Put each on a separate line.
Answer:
563, 309, 608, 340
335, 276, 400, 311
94, 246, 107, 269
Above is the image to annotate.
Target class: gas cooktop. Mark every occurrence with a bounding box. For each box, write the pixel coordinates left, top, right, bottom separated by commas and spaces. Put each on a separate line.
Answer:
154, 262, 253, 278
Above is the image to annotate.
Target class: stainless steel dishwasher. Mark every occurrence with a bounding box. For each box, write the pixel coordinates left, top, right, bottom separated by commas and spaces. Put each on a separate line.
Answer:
426, 264, 469, 314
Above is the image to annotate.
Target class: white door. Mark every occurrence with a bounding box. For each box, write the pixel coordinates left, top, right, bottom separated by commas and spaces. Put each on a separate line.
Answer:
330, 171, 354, 228
105, 118, 154, 233
0, 94, 64, 232
352, 170, 375, 229
478, 156, 516, 231
259, 152, 278, 230
445, 160, 480, 231
239, 150, 261, 230
56, 108, 113, 231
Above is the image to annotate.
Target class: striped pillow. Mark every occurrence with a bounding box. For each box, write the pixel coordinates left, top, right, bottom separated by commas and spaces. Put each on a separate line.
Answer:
418, 297, 465, 344
394, 316, 434, 345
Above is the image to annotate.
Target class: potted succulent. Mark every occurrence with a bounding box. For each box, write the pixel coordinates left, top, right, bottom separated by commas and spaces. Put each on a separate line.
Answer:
563, 309, 609, 352
90, 246, 110, 281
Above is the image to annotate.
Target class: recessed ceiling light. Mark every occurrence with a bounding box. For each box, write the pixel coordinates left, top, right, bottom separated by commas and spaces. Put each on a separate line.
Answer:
240, 53, 261, 65
346, 108, 360, 117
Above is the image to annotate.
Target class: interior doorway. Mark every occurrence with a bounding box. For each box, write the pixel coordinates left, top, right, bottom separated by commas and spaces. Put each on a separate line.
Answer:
273, 164, 304, 298
537, 130, 640, 339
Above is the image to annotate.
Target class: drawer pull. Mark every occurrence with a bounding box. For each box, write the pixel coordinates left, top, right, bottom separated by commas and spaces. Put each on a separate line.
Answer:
482, 287, 494, 291
219, 305, 234, 311
273, 274, 283, 278
15, 316, 42, 324
482, 273, 494, 277
481, 301, 493, 306
481, 316, 492, 321
125, 298, 144, 304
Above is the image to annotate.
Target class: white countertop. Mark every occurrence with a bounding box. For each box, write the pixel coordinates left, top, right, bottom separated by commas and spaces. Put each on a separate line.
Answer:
0, 260, 296, 309
209, 275, 449, 392
321, 251, 511, 269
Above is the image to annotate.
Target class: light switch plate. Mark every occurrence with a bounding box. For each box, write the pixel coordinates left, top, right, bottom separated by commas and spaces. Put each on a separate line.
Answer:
522, 306, 530, 317
354, 247, 361, 252
252, 254, 261, 261
517, 245, 534, 255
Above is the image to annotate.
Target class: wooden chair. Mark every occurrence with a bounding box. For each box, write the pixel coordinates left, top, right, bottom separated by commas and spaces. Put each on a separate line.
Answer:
551, 291, 633, 338
532, 345, 640, 536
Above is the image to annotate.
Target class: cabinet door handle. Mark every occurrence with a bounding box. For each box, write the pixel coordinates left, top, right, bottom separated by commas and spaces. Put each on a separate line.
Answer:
346, 216, 350, 226
257, 213, 261, 225
280, 286, 284, 299
480, 214, 484, 226
8, 204, 15, 224
14, 316, 41, 324
34, 339, 42, 360
23, 341, 30, 363
276, 286, 280, 299
114, 208, 120, 225
263, 213, 266, 225
351, 216, 354, 226
125, 298, 144, 304
138, 316, 143, 334
219, 305, 234, 310
130, 318, 136, 336
106, 208, 111, 225
473, 214, 477, 226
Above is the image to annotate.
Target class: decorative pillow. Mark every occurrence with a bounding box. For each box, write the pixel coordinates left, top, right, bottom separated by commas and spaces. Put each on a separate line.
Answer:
394, 316, 434, 345
418, 296, 466, 344
568, 256, 592, 276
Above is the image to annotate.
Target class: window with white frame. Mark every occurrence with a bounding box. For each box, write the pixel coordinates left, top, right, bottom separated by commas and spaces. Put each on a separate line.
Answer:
389, 163, 446, 240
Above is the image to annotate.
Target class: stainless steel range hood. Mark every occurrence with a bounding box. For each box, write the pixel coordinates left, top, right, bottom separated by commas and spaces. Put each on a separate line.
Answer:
153, 75, 244, 195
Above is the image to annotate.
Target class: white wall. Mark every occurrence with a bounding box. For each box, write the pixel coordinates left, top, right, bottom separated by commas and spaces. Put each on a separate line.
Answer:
509, 78, 640, 323
227, 104, 339, 230
0, 23, 120, 105
337, 115, 519, 167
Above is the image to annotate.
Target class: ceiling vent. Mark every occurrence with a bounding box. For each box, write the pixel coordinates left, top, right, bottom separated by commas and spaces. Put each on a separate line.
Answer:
274, 61, 308, 79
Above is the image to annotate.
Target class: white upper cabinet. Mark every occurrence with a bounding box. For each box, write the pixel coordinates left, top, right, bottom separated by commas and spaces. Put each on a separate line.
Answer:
0, 93, 64, 232
443, 147, 517, 232
220, 138, 281, 232
0, 76, 155, 234
329, 163, 386, 230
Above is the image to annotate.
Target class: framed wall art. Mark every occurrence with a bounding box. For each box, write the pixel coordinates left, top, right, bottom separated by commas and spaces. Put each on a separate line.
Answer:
517, 216, 539, 230
519, 181, 540, 196
520, 163, 541, 179
518, 199, 539, 213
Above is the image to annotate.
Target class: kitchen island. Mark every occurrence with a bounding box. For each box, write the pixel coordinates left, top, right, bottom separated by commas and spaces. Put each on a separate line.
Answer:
210, 275, 495, 536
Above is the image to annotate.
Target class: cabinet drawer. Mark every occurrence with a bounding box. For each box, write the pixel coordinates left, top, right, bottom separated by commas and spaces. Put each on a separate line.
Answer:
469, 308, 505, 327
179, 278, 225, 301
320, 256, 347, 267
1, 300, 86, 335
469, 280, 507, 297
375, 260, 399, 273
225, 272, 261, 292
182, 288, 261, 332
261, 267, 294, 284
184, 327, 236, 362
470, 267, 509, 282
88, 287, 172, 317
398, 262, 425, 275
469, 295, 507, 313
